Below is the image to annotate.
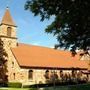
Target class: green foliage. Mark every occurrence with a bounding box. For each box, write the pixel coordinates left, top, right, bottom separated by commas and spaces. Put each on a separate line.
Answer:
23, 84, 39, 88
0, 39, 7, 64
0, 88, 29, 90
43, 83, 90, 90
7, 82, 22, 88
25, 0, 90, 53
0, 38, 8, 83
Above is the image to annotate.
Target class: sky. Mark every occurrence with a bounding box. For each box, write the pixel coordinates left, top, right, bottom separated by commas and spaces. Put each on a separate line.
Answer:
0, 0, 57, 48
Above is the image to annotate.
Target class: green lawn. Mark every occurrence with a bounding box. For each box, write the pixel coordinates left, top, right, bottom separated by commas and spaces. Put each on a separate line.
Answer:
0, 88, 37, 90
0, 83, 90, 90
0, 88, 29, 90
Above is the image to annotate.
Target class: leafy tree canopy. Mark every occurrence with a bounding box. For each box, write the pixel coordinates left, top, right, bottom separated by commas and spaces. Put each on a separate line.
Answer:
25, 0, 90, 54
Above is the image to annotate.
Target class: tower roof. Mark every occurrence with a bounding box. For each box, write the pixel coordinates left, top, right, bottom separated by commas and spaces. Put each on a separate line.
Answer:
1, 8, 16, 26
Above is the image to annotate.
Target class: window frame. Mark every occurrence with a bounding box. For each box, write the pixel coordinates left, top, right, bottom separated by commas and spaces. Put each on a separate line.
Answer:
28, 70, 33, 80
7, 27, 12, 37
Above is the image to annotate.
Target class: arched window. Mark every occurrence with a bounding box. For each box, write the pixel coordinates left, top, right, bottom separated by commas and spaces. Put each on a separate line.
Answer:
44, 70, 49, 79
72, 70, 76, 77
12, 61, 14, 68
7, 27, 12, 37
60, 70, 64, 78
28, 70, 33, 79
13, 73, 15, 80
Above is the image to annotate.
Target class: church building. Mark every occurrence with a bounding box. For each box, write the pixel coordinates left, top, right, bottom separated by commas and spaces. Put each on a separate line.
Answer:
0, 8, 90, 85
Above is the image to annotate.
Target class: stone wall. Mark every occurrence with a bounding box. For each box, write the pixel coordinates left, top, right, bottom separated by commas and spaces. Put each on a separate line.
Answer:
0, 23, 89, 86
0, 25, 16, 37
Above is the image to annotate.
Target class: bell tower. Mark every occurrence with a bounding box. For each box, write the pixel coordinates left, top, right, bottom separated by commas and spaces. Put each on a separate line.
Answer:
0, 7, 17, 48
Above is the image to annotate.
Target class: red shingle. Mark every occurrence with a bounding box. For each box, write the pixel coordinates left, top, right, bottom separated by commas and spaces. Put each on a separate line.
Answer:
11, 43, 88, 69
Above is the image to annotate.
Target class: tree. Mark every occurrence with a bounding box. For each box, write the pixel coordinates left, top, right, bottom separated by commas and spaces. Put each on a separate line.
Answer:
25, 0, 90, 54
0, 38, 8, 84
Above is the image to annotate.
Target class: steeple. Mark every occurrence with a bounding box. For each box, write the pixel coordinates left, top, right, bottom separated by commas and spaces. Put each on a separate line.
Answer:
0, 7, 17, 48
1, 7, 16, 27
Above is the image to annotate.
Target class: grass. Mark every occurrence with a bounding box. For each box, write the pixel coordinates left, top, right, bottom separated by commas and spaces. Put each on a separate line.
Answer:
0, 88, 37, 90
0, 88, 29, 90
0, 83, 90, 90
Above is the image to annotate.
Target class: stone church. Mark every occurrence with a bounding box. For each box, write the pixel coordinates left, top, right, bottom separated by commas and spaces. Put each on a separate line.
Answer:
0, 8, 89, 85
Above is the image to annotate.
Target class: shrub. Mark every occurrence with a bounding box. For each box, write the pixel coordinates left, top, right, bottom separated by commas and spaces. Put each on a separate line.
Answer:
7, 82, 22, 88
23, 84, 37, 88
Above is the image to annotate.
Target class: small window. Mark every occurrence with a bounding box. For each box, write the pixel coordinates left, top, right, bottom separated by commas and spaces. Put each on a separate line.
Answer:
72, 70, 77, 77
7, 27, 12, 37
46, 70, 49, 73
28, 70, 33, 79
12, 61, 14, 68
13, 73, 15, 80
44, 70, 49, 79
60, 70, 63, 78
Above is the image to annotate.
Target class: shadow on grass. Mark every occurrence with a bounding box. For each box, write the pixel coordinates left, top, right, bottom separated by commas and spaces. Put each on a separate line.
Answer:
28, 83, 90, 90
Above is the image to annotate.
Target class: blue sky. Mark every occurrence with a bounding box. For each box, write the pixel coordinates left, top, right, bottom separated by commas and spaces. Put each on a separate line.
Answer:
0, 0, 57, 48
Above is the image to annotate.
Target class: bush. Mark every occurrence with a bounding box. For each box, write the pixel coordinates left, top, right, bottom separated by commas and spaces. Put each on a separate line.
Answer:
23, 84, 49, 88
0, 82, 4, 87
7, 82, 22, 88
23, 84, 38, 88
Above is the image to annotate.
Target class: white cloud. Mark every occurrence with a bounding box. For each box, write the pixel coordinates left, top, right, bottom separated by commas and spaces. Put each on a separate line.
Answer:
49, 46, 54, 48
32, 42, 54, 48
31, 42, 41, 46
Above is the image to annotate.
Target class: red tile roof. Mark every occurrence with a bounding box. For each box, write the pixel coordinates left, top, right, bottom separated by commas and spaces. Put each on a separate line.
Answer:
11, 43, 88, 69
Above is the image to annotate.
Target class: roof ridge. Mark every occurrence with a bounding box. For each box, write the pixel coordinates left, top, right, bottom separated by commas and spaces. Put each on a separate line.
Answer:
18, 43, 70, 52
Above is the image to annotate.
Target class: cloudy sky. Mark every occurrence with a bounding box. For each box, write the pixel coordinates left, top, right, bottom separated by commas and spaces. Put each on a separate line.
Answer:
0, 0, 57, 48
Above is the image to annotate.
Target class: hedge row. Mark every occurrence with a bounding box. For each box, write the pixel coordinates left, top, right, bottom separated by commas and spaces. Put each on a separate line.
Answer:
0, 82, 22, 88
23, 81, 88, 88
7, 82, 22, 88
